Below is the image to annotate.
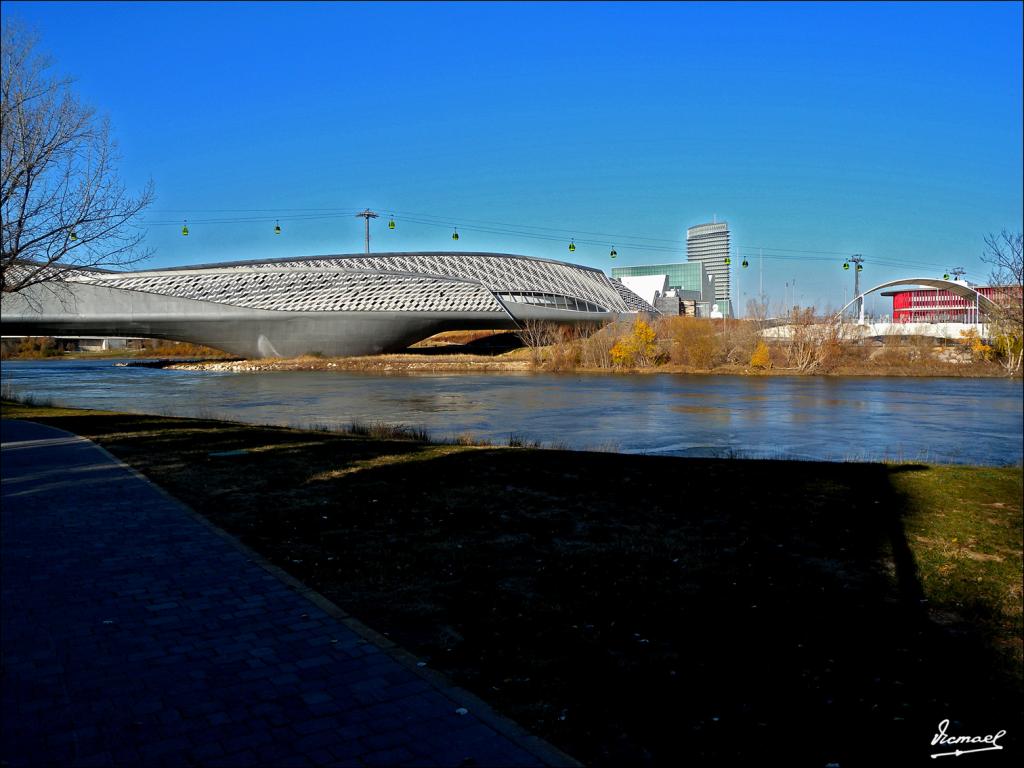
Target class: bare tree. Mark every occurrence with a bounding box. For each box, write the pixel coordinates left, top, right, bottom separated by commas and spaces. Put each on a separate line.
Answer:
746, 295, 769, 323
1, 19, 153, 294
783, 306, 849, 373
981, 230, 1023, 374
515, 318, 558, 367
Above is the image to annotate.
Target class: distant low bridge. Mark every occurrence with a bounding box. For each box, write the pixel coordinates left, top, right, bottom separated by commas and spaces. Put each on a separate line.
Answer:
762, 277, 999, 341
762, 321, 988, 342
836, 277, 998, 325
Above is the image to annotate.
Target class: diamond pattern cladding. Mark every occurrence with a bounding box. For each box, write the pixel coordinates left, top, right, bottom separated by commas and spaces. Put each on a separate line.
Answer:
87, 270, 505, 313
242, 254, 634, 313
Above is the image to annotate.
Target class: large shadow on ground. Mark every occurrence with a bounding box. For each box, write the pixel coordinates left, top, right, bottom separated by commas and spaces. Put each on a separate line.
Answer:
276, 451, 1018, 767
11, 410, 1021, 766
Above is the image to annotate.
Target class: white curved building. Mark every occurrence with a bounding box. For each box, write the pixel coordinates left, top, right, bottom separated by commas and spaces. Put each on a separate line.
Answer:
1, 252, 655, 358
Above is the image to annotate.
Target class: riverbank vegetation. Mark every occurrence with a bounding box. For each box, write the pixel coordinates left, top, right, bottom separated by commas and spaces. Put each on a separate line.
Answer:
516, 312, 1012, 377
3, 399, 1020, 765
4, 317, 1013, 376
0, 336, 232, 360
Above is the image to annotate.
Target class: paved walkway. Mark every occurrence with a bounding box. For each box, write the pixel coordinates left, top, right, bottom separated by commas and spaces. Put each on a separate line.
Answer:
1, 420, 568, 767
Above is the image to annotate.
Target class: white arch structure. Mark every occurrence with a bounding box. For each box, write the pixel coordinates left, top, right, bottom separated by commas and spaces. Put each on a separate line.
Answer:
836, 278, 998, 324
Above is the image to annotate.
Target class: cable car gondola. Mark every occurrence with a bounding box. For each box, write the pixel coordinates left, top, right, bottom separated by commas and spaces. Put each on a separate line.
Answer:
609, 247, 617, 259
568, 239, 576, 253
452, 227, 459, 241
274, 220, 281, 235
182, 220, 189, 237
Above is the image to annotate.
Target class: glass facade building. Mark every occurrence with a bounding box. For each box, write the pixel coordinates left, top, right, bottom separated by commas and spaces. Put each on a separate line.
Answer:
612, 262, 704, 294
612, 260, 732, 316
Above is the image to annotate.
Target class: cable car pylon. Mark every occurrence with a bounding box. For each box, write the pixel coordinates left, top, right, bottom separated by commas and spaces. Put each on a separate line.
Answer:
355, 209, 378, 254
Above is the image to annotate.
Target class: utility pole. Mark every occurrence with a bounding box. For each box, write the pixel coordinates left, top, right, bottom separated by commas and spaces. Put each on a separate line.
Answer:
759, 247, 763, 304
355, 209, 379, 254
848, 254, 865, 324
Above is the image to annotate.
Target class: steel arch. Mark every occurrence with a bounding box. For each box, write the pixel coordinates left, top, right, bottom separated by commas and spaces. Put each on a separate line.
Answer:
836, 278, 998, 321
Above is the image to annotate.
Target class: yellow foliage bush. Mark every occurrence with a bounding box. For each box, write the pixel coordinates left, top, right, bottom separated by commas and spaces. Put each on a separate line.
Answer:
958, 328, 992, 359
749, 340, 772, 369
610, 318, 658, 368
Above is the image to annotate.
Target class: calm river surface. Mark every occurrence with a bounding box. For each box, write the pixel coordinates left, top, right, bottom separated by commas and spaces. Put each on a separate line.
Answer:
2, 359, 1021, 465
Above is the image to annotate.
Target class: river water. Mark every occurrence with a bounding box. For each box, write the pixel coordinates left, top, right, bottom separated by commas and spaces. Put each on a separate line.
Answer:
2, 359, 1021, 466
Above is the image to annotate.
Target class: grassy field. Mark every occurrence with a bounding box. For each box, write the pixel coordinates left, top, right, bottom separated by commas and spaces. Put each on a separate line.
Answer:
3, 400, 1021, 765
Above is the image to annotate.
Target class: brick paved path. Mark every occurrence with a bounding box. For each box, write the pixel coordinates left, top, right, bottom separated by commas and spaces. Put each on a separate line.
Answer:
1, 420, 566, 767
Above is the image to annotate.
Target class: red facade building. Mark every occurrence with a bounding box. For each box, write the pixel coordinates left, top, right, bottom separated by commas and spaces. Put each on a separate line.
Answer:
884, 285, 1011, 323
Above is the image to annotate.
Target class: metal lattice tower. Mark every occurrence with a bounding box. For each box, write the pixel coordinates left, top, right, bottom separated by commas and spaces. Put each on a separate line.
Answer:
849, 254, 865, 322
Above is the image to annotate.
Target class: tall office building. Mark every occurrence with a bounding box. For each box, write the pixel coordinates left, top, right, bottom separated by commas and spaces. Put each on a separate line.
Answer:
686, 221, 731, 314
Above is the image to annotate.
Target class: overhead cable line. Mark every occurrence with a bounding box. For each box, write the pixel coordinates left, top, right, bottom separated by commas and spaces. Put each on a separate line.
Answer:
388, 209, 685, 245
148, 207, 362, 214
139, 205, 959, 272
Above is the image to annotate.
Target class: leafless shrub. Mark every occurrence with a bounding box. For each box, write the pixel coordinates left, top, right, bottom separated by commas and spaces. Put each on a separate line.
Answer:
982, 230, 1023, 375
546, 324, 589, 372
746, 296, 770, 323
721, 319, 761, 365
659, 316, 723, 369
579, 321, 626, 369
515, 319, 559, 367
783, 308, 851, 372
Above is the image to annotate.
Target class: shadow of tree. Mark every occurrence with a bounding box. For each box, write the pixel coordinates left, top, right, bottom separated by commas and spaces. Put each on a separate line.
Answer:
13, 410, 1021, 766
192, 448, 1021, 766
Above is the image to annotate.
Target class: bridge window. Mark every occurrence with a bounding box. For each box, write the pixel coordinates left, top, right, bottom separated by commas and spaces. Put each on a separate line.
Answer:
497, 292, 607, 313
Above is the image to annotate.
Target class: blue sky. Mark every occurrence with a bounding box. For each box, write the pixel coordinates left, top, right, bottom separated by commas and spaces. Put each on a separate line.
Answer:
4, 1, 1022, 314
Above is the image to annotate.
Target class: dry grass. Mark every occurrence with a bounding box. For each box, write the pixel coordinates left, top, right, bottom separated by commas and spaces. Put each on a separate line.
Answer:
659, 316, 724, 369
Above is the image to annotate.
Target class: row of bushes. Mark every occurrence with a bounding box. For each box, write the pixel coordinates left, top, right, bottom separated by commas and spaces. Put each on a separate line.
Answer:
518, 313, 1004, 374
2, 336, 65, 358
1, 337, 231, 360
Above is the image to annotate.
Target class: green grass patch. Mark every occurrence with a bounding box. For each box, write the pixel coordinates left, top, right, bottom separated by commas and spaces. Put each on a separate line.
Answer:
891, 466, 1023, 668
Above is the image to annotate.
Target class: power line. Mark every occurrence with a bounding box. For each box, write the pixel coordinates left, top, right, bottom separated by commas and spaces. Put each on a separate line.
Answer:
389, 209, 685, 245
737, 244, 858, 257
148, 206, 686, 244
138, 205, 965, 272
148, 207, 361, 214
147, 206, 875, 259
141, 212, 349, 225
